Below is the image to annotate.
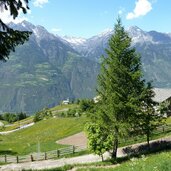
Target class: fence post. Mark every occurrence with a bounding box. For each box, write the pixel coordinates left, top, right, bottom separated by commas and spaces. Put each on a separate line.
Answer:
45, 152, 47, 160
57, 150, 60, 158
16, 156, 19, 163
31, 155, 34, 162
73, 146, 75, 154
4, 155, 7, 163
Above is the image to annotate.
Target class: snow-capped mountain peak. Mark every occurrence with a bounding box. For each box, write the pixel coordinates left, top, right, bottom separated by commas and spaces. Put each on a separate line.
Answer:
62, 36, 86, 45
127, 26, 144, 33
127, 26, 153, 44
98, 28, 113, 37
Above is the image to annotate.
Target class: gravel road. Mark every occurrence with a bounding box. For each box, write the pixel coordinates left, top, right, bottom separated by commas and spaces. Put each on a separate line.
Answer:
0, 152, 110, 171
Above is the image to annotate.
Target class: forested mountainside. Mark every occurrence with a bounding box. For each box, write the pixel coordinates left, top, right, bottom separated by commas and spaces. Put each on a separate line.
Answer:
0, 21, 171, 114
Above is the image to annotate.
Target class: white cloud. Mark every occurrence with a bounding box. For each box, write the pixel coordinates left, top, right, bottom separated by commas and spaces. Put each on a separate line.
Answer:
0, 1, 31, 24
0, 9, 30, 24
51, 28, 62, 33
126, 0, 152, 20
33, 0, 49, 8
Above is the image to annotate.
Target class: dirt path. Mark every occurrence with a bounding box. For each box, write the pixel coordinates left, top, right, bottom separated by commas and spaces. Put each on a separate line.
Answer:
57, 132, 87, 148
0, 152, 110, 171
0, 123, 34, 135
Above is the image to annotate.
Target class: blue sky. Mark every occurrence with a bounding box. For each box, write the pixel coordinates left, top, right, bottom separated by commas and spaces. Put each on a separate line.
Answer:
2, 0, 171, 38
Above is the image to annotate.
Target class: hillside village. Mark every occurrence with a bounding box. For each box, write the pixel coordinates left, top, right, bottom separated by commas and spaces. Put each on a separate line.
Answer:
0, 87, 171, 170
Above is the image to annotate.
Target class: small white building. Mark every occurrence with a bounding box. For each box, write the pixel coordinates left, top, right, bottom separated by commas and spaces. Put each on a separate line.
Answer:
62, 98, 70, 105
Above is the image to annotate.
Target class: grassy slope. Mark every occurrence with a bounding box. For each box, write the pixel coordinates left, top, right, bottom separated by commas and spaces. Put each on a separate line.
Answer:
50, 104, 79, 111
0, 104, 78, 132
0, 120, 9, 125
0, 116, 86, 155
49, 104, 79, 115
1, 116, 34, 132
0, 103, 171, 156
77, 151, 171, 171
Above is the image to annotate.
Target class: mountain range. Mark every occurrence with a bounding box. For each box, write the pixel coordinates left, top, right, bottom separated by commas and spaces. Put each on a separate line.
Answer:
0, 21, 171, 114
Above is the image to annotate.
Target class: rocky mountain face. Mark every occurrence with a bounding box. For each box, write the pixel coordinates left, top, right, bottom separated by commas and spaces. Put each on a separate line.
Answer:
63, 29, 113, 61
66, 26, 171, 88
0, 21, 171, 114
0, 21, 99, 114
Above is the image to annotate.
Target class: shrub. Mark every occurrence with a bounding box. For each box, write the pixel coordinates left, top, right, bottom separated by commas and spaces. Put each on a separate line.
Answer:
1, 112, 27, 123
79, 99, 94, 112
33, 109, 52, 122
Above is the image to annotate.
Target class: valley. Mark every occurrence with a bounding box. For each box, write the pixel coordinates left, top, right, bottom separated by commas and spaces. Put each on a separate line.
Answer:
0, 21, 171, 113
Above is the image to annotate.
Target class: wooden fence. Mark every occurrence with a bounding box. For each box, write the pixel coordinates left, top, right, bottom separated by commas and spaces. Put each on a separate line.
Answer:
119, 123, 171, 145
0, 145, 86, 164
1, 123, 171, 164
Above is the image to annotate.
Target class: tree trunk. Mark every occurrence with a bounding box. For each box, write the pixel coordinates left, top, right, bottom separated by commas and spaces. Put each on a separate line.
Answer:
147, 131, 150, 151
111, 126, 119, 160
101, 154, 104, 162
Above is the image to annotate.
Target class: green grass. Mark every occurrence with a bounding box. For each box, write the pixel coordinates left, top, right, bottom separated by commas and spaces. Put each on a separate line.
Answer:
50, 104, 78, 111
0, 120, 9, 125
117, 116, 171, 148
0, 116, 86, 155
166, 117, 171, 124
14, 116, 34, 125
49, 104, 79, 116
76, 151, 171, 171
1, 116, 34, 132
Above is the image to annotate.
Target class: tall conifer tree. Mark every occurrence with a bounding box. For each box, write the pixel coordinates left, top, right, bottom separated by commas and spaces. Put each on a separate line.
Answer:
97, 18, 144, 160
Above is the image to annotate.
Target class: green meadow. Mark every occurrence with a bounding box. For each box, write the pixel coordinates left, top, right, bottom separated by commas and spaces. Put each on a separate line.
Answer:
0, 116, 86, 155
1, 102, 171, 158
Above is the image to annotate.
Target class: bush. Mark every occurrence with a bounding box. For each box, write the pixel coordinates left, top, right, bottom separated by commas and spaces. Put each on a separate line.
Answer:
1, 112, 27, 123
79, 99, 94, 112
58, 108, 81, 118
66, 109, 76, 117
17, 112, 27, 120
34, 109, 52, 122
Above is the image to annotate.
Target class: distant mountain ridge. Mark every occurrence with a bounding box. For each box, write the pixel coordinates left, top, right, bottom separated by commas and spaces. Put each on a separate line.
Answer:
0, 21, 171, 114
65, 25, 171, 88
0, 21, 100, 114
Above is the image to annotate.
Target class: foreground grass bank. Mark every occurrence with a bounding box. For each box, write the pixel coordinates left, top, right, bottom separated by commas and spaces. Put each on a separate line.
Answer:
0, 116, 86, 155
22, 150, 171, 171
76, 150, 171, 171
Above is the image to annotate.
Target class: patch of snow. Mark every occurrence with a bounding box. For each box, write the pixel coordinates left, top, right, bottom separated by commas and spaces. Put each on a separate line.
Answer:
21, 22, 26, 28
127, 26, 154, 44
98, 28, 113, 37
63, 36, 86, 45
33, 28, 40, 38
